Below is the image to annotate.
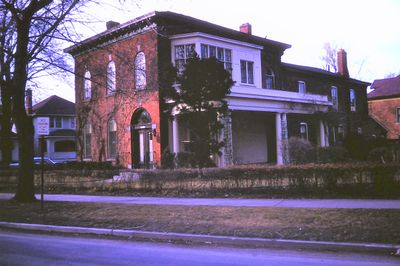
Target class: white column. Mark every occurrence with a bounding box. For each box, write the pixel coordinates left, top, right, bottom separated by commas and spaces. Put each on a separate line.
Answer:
276, 113, 283, 165
319, 120, 327, 147
172, 116, 180, 154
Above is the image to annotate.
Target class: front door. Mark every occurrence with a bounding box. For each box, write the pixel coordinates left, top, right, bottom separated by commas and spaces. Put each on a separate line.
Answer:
131, 109, 153, 169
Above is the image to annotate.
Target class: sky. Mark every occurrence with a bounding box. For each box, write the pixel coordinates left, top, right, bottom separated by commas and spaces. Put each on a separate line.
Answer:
39, 0, 400, 103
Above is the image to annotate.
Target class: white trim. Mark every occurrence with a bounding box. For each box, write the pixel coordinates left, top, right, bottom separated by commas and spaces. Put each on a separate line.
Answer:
170, 32, 264, 50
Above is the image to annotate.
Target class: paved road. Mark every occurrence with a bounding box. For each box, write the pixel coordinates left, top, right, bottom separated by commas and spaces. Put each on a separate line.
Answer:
1, 193, 400, 208
1, 230, 398, 266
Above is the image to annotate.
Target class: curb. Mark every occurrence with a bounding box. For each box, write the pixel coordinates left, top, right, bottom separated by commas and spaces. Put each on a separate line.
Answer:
1, 221, 399, 255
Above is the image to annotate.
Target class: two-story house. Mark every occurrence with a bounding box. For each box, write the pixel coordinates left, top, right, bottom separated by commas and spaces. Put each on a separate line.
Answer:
29, 93, 76, 162
65, 11, 370, 168
368, 75, 400, 139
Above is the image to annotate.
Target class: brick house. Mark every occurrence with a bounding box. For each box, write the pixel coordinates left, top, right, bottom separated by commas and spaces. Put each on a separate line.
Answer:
65, 11, 370, 168
368, 75, 400, 139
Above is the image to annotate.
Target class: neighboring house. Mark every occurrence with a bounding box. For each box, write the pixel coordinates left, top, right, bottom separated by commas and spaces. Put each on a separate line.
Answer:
368, 75, 400, 139
0, 105, 19, 163
65, 11, 370, 168
29, 94, 77, 161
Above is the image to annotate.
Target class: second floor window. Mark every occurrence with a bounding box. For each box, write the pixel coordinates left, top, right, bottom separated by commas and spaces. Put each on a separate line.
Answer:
240, 60, 254, 84
265, 68, 274, 89
396, 108, 400, 123
84, 70, 91, 100
200, 44, 232, 72
175, 44, 195, 74
50, 117, 62, 128
350, 89, 356, 112
298, 81, 306, 94
331, 86, 338, 110
134, 52, 146, 90
107, 61, 116, 95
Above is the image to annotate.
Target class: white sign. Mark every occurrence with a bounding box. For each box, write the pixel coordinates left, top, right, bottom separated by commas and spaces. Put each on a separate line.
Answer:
37, 117, 50, 135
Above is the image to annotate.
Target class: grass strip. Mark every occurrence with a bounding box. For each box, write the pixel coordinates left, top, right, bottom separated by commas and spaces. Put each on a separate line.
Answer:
1, 200, 399, 244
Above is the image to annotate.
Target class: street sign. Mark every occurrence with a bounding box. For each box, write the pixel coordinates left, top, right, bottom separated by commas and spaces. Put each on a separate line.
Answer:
37, 117, 49, 135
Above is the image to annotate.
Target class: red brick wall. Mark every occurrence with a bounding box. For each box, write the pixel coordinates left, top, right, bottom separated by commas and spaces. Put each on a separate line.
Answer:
74, 30, 161, 167
369, 98, 400, 139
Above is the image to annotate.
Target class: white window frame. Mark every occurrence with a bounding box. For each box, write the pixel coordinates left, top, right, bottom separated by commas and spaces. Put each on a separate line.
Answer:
300, 122, 309, 140
298, 81, 306, 94
265, 68, 274, 89
83, 123, 92, 159
240, 60, 254, 85
174, 44, 195, 74
84, 70, 91, 100
107, 118, 117, 159
107, 61, 116, 95
200, 44, 232, 72
331, 86, 338, 110
134, 52, 146, 90
50, 117, 62, 129
350, 89, 356, 112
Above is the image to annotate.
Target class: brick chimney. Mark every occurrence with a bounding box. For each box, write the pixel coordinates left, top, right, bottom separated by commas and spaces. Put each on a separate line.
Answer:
106, 21, 120, 30
337, 49, 349, 77
240, 23, 252, 35
25, 89, 32, 115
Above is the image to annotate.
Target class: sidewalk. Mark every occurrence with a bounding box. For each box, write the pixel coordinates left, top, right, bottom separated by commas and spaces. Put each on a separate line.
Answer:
1, 193, 400, 209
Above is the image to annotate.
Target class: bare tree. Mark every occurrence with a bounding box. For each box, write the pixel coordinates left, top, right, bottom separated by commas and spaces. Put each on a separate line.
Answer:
321, 42, 338, 72
0, 0, 90, 202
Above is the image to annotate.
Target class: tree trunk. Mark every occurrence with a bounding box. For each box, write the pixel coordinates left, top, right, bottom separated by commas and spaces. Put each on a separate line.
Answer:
13, 93, 36, 202
12, 15, 36, 202
0, 89, 13, 167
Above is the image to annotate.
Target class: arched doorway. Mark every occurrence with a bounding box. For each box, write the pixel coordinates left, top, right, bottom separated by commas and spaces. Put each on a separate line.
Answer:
131, 109, 153, 169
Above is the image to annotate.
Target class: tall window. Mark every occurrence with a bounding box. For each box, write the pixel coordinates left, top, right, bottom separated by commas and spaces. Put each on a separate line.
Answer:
349, 89, 356, 112
107, 61, 116, 95
134, 52, 146, 90
396, 108, 400, 123
331, 86, 338, 110
200, 44, 232, 71
175, 44, 195, 74
300, 122, 308, 140
240, 60, 254, 84
107, 118, 117, 159
298, 81, 306, 94
83, 123, 92, 159
84, 70, 91, 100
265, 68, 274, 89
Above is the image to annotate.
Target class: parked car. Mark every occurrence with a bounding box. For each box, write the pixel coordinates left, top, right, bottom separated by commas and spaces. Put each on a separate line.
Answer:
8, 157, 60, 168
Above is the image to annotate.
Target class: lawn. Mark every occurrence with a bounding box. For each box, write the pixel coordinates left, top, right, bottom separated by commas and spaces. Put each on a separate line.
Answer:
1, 200, 399, 244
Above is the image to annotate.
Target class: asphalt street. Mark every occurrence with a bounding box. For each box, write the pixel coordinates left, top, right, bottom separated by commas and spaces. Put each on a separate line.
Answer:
1, 193, 400, 208
1, 230, 398, 266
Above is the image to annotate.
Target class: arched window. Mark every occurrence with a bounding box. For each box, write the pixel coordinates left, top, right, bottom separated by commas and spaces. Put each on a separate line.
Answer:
134, 52, 146, 90
84, 123, 92, 159
107, 61, 116, 95
265, 68, 275, 89
84, 70, 92, 100
108, 117, 117, 159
